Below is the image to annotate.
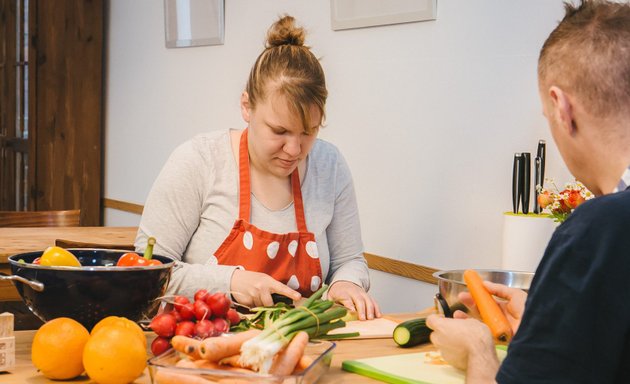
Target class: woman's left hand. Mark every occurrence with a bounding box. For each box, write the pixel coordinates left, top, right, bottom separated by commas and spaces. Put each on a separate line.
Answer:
327, 281, 381, 320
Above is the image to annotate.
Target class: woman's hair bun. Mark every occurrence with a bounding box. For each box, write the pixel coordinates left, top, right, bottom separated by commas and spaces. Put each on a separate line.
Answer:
266, 15, 306, 48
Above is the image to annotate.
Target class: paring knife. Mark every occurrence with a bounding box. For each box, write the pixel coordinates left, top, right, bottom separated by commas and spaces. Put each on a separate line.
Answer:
512, 153, 522, 213
533, 156, 542, 213
521, 152, 531, 214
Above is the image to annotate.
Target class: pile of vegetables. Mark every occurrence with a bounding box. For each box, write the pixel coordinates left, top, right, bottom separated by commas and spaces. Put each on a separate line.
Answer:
163, 285, 350, 376
239, 285, 348, 373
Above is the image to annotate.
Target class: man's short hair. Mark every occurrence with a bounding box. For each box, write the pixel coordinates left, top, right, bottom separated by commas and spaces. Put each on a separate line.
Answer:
538, 0, 630, 118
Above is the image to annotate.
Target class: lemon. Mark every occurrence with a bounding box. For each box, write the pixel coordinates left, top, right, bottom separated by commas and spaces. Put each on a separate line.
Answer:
31, 317, 90, 380
40, 246, 81, 267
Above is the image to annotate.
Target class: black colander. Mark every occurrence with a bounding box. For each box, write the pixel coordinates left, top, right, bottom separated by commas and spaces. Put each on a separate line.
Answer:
3, 249, 173, 330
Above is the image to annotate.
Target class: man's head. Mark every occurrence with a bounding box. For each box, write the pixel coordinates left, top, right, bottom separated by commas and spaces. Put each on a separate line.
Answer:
538, 0, 630, 195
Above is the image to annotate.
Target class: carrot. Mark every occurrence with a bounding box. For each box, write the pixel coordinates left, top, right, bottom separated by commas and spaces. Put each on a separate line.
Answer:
293, 355, 314, 373
218, 354, 257, 371
199, 329, 261, 362
172, 335, 203, 359
269, 331, 309, 376
463, 269, 513, 342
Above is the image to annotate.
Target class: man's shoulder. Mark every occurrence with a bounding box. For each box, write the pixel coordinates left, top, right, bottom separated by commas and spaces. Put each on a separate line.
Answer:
570, 189, 630, 224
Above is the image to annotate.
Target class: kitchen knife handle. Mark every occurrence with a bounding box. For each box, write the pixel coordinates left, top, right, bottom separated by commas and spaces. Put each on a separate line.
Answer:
512, 153, 522, 214
537, 140, 546, 188
521, 153, 531, 214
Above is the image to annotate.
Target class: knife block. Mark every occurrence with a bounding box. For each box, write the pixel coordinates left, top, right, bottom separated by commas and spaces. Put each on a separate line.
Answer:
502, 213, 557, 272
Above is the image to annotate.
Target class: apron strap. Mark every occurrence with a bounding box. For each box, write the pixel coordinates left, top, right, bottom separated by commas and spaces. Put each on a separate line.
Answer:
238, 129, 309, 233
292, 170, 308, 233
238, 129, 251, 221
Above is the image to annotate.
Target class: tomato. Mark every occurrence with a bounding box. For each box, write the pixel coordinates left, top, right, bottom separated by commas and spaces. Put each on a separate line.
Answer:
146, 259, 162, 266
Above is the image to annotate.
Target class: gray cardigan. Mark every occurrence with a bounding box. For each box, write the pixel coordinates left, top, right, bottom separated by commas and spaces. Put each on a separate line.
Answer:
135, 129, 370, 299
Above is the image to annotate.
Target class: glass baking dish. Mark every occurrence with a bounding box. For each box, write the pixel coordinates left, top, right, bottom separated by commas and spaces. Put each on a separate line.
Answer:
148, 340, 336, 384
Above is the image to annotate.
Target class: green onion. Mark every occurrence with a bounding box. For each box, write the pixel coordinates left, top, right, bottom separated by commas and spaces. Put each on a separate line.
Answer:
239, 285, 348, 373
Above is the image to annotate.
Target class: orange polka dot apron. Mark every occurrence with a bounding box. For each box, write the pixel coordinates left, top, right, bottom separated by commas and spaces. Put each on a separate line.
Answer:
214, 129, 323, 296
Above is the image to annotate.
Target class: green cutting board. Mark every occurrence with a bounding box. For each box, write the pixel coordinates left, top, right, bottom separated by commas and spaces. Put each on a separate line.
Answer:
342, 347, 507, 384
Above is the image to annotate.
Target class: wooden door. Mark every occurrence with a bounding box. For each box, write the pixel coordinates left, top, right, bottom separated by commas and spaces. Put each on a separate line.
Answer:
0, 0, 28, 211
0, 0, 103, 225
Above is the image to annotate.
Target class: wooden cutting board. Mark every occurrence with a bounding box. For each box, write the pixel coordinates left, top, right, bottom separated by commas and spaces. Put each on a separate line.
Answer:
342, 346, 507, 384
328, 317, 400, 339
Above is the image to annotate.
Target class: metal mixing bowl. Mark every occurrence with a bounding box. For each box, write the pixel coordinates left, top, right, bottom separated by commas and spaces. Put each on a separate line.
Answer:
3, 249, 174, 330
433, 269, 534, 315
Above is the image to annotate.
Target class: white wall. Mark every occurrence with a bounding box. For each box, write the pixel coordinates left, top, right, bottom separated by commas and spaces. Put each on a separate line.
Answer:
104, 0, 572, 312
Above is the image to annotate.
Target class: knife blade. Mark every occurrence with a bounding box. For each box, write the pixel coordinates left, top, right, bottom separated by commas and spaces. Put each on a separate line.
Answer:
512, 153, 522, 213
521, 152, 531, 214
533, 156, 542, 214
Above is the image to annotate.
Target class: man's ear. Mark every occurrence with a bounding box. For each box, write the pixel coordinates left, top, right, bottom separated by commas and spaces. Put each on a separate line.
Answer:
549, 86, 577, 134
240, 91, 251, 123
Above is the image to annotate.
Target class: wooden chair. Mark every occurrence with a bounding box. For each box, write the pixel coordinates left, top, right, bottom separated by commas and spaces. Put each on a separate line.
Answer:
54, 238, 135, 251
0, 209, 80, 330
0, 209, 81, 227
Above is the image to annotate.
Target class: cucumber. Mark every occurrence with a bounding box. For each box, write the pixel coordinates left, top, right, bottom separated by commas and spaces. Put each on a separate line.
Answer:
393, 318, 432, 348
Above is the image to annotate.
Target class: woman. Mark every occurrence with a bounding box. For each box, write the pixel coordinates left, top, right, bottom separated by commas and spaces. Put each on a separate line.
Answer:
136, 15, 380, 320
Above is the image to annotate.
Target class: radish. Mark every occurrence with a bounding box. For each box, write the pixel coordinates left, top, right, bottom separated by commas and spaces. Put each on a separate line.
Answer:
149, 313, 177, 338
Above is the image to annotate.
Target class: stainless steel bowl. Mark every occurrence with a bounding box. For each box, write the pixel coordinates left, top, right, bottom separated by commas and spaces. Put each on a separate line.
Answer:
433, 269, 534, 316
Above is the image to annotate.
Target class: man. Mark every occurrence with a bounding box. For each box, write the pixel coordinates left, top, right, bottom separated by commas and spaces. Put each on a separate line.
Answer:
427, 1, 630, 382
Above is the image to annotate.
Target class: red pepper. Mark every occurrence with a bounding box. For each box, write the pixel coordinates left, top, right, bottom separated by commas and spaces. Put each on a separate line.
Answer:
116, 236, 162, 267
116, 252, 146, 266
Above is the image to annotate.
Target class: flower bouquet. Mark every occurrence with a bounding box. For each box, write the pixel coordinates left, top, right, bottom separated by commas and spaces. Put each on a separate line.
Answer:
537, 179, 594, 223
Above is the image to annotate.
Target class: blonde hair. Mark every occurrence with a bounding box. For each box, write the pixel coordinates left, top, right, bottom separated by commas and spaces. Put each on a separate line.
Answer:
246, 15, 327, 134
538, 0, 630, 119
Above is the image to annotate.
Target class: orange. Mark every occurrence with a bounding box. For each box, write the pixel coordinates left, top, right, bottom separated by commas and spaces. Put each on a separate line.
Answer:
31, 317, 90, 380
91, 316, 147, 347
83, 324, 147, 384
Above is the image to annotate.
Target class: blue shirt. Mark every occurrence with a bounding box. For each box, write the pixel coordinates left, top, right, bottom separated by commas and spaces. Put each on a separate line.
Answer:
496, 185, 630, 382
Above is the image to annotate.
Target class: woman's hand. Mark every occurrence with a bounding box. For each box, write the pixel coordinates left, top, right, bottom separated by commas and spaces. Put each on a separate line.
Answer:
327, 281, 381, 321
230, 269, 301, 307
457, 281, 527, 334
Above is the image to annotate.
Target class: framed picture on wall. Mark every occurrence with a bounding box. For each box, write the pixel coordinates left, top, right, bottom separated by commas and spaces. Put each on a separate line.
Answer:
330, 0, 437, 31
164, 0, 224, 48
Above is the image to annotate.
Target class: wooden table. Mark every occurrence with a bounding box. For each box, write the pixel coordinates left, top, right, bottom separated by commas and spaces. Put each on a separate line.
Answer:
1, 311, 436, 383
0, 226, 138, 263
0, 227, 137, 301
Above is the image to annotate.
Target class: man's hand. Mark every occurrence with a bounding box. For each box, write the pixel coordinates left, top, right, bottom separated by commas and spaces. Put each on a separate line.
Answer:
230, 269, 301, 307
458, 281, 527, 334
327, 281, 381, 321
426, 314, 499, 383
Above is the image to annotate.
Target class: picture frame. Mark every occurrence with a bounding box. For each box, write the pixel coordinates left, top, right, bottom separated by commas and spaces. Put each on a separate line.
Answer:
164, 0, 224, 48
330, 0, 437, 31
